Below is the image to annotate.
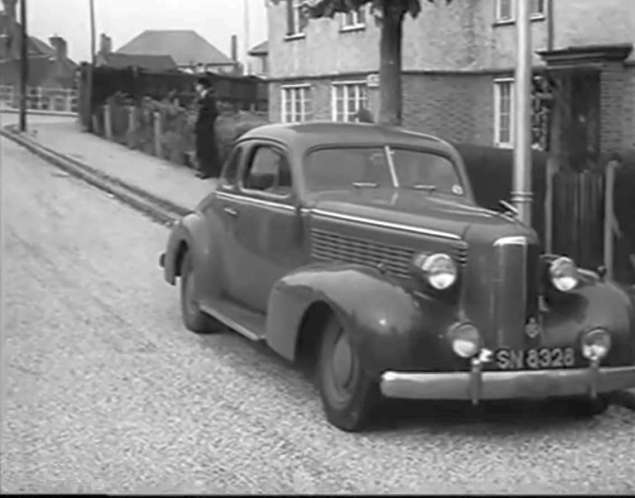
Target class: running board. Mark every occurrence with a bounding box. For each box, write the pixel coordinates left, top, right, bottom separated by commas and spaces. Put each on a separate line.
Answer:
199, 298, 266, 342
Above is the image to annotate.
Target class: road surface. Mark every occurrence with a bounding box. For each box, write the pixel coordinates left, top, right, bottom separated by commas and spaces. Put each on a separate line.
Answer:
2, 134, 635, 494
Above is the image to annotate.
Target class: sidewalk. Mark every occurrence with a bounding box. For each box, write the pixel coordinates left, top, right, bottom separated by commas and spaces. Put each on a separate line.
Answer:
12, 120, 214, 212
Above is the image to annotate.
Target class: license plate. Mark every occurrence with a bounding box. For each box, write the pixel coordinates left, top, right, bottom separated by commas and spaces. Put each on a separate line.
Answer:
494, 347, 576, 370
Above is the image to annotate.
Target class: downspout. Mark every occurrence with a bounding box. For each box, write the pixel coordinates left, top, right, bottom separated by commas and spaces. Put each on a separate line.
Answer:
544, 0, 555, 252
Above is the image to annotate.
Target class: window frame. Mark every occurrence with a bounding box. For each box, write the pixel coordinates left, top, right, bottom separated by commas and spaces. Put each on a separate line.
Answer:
281, 84, 312, 123
495, 0, 547, 24
494, 77, 515, 149
285, 0, 307, 40
239, 142, 294, 200
219, 144, 245, 190
340, 6, 366, 32
330, 81, 369, 123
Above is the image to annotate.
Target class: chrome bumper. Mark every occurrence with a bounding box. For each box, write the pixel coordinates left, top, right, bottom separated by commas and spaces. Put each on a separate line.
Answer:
379, 365, 635, 402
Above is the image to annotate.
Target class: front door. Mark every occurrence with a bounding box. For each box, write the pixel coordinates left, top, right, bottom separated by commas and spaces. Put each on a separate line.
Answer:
223, 141, 306, 312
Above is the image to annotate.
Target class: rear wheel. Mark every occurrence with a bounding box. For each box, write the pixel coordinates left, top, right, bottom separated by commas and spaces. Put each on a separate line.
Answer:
180, 251, 222, 334
317, 315, 378, 432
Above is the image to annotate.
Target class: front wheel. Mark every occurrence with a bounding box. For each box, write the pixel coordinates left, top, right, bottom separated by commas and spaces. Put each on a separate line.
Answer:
180, 251, 223, 334
317, 315, 378, 432
565, 394, 611, 417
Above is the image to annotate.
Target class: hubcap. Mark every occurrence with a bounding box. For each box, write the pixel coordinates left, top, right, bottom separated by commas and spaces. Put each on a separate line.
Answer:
331, 330, 354, 392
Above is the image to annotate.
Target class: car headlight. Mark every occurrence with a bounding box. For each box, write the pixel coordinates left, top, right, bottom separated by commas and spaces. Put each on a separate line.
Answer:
448, 322, 481, 358
581, 328, 611, 360
413, 253, 458, 290
549, 256, 579, 292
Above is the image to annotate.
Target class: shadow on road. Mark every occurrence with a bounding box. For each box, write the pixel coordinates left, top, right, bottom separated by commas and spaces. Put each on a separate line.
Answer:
196, 326, 633, 435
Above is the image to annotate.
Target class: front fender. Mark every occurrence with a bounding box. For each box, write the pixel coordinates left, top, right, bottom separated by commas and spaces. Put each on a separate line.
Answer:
543, 276, 635, 366
265, 263, 459, 377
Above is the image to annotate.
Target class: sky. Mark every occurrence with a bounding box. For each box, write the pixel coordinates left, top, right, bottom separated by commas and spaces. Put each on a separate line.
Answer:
18, 0, 268, 65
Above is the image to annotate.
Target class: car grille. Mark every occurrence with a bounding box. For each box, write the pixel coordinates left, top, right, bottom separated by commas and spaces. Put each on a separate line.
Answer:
310, 228, 466, 279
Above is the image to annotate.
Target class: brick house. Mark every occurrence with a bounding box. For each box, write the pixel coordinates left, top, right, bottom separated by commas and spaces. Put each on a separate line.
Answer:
266, 0, 635, 168
1, 0, 78, 111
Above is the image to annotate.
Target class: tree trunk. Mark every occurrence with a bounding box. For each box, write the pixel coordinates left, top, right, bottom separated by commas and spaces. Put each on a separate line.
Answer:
378, 3, 404, 126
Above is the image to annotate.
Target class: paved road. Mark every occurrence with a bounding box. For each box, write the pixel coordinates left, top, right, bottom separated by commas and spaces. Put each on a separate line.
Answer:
2, 136, 635, 494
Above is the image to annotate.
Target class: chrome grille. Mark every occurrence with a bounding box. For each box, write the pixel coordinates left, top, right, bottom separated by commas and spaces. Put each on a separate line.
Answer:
310, 228, 415, 278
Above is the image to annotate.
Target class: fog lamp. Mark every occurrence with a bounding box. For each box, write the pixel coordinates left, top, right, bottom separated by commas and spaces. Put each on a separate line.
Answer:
449, 322, 481, 358
549, 256, 579, 292
581, 328, 611, 360
413, 253, 458, 290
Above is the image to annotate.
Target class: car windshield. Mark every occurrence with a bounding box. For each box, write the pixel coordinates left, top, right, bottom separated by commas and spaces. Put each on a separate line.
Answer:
304, 146, 464, 196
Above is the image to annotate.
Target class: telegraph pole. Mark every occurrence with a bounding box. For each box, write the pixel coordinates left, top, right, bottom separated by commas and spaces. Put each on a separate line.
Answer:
19, 0, 27, 132
243, 0, 251, 75
511, 0, 533, 225
86, 0, 96, 131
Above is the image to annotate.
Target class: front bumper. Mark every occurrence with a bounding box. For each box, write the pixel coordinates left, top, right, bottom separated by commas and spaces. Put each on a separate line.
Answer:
380, 365, 635, 402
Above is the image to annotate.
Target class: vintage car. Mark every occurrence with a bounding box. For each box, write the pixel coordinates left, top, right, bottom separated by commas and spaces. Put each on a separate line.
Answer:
160, 122, 635, 432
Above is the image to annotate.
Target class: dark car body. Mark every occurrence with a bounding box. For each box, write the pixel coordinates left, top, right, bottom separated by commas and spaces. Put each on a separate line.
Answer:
160, 122, 635, 430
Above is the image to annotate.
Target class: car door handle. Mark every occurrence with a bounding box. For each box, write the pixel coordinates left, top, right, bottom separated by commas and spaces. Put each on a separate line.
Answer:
223, 206, 238, 217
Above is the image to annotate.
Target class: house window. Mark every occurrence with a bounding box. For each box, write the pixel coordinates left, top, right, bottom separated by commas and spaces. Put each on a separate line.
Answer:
494, 79, 514, 147
341, 7, 366, 29
496, 0, 546, 22
331, 82, 368, 122
286, 0, 307, 37
281, 85, 312, 123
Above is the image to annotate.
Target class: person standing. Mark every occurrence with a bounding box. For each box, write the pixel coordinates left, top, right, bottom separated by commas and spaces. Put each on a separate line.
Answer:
194, 75, 220, 179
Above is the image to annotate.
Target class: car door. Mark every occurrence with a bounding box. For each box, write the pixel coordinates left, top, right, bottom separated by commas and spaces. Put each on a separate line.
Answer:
198, 143, 245, 303
223, 140, 307, 313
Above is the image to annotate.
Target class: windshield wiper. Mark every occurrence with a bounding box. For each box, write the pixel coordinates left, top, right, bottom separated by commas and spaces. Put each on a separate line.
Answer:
407, 184, 437, 192
352, 182, 379, 188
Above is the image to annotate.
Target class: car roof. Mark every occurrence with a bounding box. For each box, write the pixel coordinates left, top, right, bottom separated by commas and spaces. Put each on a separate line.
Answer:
238, 121, 455, 154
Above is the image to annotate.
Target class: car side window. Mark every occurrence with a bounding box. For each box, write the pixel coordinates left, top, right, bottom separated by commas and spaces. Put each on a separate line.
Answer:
220, 146, 243, 188
242, 145, 292, 196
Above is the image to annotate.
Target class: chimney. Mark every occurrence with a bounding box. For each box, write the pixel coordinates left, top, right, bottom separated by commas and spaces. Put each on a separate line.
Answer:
1, 0, 17, 21
49, 35, 68, 60
99, 33, 112, 55
231, 34, 238, 62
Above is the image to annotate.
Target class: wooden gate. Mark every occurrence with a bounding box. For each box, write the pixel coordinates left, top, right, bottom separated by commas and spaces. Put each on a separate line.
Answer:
550, 171, 605, 270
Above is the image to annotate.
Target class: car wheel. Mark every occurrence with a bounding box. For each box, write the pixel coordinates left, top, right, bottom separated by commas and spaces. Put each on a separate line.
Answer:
566, 395, 610, 417
317, 314, 378, 432
180, 251, 222, 334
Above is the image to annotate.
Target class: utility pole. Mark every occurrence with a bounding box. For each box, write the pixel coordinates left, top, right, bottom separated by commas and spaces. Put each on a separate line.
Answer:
511, 0, 533, 226
19, 0, 27, 132
243, 0, 250, 75
86, 0, 96, 131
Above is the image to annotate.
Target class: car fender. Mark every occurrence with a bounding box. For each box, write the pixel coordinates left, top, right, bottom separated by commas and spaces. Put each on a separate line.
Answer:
163, 211, 225, 300
543, 274, 635, 365
265, 263, 458, 377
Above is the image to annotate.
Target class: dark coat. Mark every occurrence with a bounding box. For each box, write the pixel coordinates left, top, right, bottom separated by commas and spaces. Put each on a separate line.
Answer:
195, 90, 220, 175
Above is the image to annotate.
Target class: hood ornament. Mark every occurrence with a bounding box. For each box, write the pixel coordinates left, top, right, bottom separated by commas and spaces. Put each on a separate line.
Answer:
525, 317, 542, 339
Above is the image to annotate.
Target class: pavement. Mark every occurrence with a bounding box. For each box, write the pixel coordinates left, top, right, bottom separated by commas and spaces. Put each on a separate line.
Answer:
0, 113, 213, 217
2, 114, 635, 493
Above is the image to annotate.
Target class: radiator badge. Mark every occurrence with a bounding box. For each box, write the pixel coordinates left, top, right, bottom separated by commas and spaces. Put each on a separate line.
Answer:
525, 317, 542, 339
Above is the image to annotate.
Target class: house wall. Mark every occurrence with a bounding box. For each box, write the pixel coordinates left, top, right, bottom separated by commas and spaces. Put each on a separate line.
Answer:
553, 0, 635, 62
267, 0, 635, 150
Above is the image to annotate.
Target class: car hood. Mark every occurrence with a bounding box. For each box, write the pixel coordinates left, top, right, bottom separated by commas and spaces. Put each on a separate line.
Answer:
305, 189, 529, 240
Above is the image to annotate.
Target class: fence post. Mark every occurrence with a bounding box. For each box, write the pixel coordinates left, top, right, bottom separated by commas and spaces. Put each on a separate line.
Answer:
103, 104, 113, 140
127, 106, 137, 149
153, 111, 162, 158
544, 156, 556, 253
604, 159, 619, 280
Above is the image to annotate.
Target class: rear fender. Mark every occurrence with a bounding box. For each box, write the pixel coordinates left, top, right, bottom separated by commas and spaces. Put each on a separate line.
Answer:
265, 263, 458, 377
163, 212, 224, 300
